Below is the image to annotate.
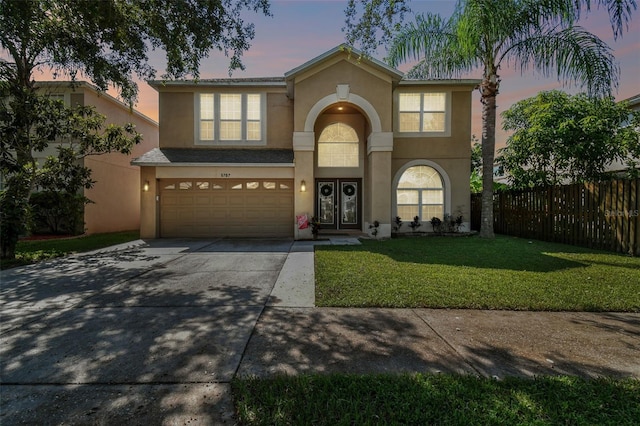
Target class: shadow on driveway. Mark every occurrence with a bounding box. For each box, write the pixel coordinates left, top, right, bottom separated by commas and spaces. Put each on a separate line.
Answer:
0, 238, 288, 425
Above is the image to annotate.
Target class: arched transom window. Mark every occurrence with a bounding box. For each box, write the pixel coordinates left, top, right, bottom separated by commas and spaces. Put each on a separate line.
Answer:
397, 166, 444, 220
318, 123, 359, 167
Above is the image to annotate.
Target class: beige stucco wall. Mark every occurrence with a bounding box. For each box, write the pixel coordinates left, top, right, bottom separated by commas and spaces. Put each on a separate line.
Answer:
392, 90, 473, 158
294, 151, 314, 239
139, 166, 158, 239
391, 89, 473, 228
368, 151, 393, 224
293, 58, 393, 132
267, 93, 294, 149
156, 87, 292, 149
158, 92, 195, 148
82, 89, 159, 234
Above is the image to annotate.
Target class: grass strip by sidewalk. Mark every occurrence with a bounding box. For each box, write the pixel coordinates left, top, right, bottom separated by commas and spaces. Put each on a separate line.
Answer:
233, 374, 640, 425
0, 231, 140, 270
315, 235, 640, 311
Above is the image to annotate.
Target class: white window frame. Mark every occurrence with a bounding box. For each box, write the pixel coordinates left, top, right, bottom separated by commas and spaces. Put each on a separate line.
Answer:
47, 93, 70, 106
195, 92, 266, 146
392, 160, 452, 220
394, 91, 451, 137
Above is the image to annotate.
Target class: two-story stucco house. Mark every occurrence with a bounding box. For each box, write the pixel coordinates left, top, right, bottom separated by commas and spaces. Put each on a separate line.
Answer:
133, 45, 479, 239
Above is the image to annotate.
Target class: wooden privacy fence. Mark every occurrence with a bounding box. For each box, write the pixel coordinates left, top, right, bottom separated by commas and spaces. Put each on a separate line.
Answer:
471, 178, 640, 255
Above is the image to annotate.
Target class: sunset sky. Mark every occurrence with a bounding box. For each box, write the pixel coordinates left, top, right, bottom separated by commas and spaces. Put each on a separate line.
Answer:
29, 0, 640, 148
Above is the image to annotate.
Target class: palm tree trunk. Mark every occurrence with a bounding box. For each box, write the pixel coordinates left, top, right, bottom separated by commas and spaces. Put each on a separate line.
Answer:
479, 76, 498, 238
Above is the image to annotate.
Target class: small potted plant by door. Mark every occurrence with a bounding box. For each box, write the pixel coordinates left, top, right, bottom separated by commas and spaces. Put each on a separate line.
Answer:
310, 216, 321, 240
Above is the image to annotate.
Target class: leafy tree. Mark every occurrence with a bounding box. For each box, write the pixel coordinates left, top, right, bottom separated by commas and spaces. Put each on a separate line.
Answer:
0, 89, 141, 258
0, 0, 271, 259
346, 0, 635, 238
497, 90, 640, 188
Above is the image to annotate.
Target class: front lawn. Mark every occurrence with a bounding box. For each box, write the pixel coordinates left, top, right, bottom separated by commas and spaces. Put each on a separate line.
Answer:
233, 374, 640, 425
315, 235, 640, 311
0, 231, 140, 270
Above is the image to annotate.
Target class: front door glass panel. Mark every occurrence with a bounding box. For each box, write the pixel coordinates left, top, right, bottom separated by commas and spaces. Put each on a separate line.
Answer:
318, 182, 335, 226
341, 182, 358, 225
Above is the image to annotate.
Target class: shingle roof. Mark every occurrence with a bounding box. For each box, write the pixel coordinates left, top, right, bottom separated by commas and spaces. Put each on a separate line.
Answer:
147, 77, 286, 89
131, 148, 294, 166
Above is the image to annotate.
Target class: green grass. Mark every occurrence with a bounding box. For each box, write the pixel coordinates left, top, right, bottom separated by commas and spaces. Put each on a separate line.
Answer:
0, 231, 140, 270
315, 235, 640, 311
232, 374, 640, 425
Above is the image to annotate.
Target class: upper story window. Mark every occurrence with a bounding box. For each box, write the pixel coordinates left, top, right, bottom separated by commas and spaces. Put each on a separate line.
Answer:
317, 123, 359, 168
397, 92, 450, 136
197, 93, 265, 145
48, 94, 66, 104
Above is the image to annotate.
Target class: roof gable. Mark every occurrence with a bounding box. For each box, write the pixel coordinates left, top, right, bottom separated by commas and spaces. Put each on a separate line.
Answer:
284, 44, 403, 82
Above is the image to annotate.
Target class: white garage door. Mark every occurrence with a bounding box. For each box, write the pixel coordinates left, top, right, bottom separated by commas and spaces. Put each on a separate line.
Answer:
160, 179, 294, 238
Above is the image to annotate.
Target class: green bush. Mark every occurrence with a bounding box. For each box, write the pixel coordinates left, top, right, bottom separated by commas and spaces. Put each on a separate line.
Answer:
29, 191, 85, 235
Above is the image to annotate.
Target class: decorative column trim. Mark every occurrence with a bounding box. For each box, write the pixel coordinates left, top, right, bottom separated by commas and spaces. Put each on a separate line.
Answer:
367, 132, 394, 154
336, 84, 350, 100
293, 131, 315, 151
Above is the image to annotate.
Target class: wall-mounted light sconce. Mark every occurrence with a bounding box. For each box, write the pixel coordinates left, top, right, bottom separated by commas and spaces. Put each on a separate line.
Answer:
143, 181, 150, 192
300, 180, 306, 192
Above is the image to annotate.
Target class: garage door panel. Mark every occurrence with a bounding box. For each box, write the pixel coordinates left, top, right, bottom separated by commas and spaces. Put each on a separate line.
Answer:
162, 195, 181, 206
194, 209, 213, 219
212, 197, 228, 206
244, 209, 263, 220
194, 196, 212, 206
210, 210, 228, 220
228, 196, 245, 206
160, 179, 293, 238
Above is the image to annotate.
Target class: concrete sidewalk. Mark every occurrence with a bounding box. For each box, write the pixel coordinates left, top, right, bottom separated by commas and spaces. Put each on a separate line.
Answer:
1, 237, 638, 425
239, 308, 640, 379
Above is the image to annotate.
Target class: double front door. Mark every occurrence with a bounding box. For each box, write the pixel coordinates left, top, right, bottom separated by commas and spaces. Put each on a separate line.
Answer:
316, 179, 361, 230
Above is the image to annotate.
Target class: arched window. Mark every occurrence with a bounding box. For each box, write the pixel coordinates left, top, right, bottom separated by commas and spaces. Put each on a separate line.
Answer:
397, 166, 444, 220
317, 123, 359, 167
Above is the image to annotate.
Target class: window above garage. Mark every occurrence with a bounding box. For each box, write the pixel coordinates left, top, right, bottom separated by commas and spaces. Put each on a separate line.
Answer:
196, 93, 266, 146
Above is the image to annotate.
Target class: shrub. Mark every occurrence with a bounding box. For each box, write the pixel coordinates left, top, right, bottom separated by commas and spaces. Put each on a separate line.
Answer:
30, 191, 85, 235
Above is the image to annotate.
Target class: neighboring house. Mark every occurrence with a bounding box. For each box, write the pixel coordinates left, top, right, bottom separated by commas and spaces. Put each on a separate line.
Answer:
33, 81, 159, 234
133, 45, 478, 239
606, 93, 640, 174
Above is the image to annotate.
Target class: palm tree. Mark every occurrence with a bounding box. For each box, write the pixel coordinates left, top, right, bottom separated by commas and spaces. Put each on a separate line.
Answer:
386, 0, 630, 238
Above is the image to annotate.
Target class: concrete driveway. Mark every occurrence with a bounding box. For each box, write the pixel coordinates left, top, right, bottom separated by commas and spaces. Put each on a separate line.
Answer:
0, 238, 305, 425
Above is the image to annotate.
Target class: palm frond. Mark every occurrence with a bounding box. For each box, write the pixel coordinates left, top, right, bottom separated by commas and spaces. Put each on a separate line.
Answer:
386, 12, 477, 79
585, 0, 637, 39
600, 0, 638, 39
504, 25, 619, 97
386, 13, 452, 67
